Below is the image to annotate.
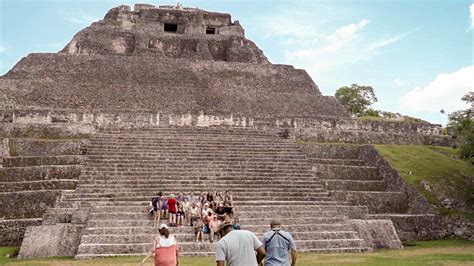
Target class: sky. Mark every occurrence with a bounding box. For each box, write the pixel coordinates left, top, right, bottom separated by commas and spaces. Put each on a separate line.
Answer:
0, 0, 473, 125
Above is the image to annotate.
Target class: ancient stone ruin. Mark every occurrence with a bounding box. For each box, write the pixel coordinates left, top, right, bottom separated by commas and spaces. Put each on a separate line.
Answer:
0, 3, 454, 259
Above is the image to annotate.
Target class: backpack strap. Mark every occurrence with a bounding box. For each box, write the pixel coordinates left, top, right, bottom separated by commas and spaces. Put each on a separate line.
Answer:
265, 230, 291, 250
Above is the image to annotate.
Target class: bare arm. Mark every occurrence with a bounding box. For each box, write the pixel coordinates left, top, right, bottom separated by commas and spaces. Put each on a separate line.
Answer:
256, 246, 266, 265
141, 239, 157, 265
216, 261, 225, 266
291, 249, 297, 266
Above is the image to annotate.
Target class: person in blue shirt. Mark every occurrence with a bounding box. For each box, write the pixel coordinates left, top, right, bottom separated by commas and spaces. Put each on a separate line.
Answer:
261, 220, 297, 266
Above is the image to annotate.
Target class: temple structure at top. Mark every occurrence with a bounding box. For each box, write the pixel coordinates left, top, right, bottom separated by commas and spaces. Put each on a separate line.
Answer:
63, 3, 269, 64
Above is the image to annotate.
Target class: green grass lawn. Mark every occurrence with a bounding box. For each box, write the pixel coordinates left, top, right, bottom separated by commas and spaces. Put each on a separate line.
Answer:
375, 145, 474, 221
1, 239, 473, 265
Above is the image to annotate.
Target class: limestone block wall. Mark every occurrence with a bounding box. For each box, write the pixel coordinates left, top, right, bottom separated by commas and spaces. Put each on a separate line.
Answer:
0, 109, 448, 146
0, 124, 89, 246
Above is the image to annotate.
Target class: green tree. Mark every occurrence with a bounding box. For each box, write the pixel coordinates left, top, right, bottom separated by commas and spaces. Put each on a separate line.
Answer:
335, 84, 378, 116
447, 92, 473, 163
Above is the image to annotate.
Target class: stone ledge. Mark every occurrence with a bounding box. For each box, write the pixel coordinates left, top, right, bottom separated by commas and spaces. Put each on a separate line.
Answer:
0, 218, 42, 246
18, 224, 84, 258
349, 219, 402, 249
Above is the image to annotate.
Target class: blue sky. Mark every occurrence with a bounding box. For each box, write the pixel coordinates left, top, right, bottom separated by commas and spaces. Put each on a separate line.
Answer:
1, 0, 473, 125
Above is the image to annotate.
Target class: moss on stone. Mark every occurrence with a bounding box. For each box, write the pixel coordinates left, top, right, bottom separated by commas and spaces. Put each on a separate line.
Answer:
375, 145, 473, 220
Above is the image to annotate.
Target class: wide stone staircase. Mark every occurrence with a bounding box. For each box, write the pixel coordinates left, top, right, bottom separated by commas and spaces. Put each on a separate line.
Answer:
0, 135, 85, 246
45, 127, 372, 258
300, 143, 444, 240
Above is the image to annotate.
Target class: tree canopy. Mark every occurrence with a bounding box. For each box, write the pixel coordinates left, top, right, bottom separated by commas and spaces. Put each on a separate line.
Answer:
447, 92, 473, 163
335, 84, 377, 116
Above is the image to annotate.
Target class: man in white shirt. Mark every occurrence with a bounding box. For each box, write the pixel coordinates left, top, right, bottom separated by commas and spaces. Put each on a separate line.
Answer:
215, 222, 266, 266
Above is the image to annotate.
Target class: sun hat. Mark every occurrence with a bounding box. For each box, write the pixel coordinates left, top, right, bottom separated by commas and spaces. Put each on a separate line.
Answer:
159, 224, 168, 230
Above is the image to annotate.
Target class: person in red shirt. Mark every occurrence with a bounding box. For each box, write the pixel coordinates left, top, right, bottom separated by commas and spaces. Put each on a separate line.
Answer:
167, 194, 177, 227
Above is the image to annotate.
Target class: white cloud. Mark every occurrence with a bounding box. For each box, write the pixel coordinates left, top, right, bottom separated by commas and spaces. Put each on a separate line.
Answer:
285, 19, 369, 58
469, 3, 474, 31
280, 18, 410, 82
65, 14, 99, 25
58, 9, 99, 25
367, 32, 410, 51
394, 78, 410, 87
400, 66, 474, 114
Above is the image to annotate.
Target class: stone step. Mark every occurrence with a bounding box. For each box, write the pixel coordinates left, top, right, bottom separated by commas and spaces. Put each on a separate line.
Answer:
80, 230, 360, 244
82, 223, 354, 236
308, 158, 366, 166
87, 216, 344, 227
0, 165, 81, 182
76, 181, 320, 187
85, 158, 312, 164
82, 167, 313, 174
55, 201, 354, 211
300, 144, 362, 160
82, 171, 314, 177
331, 191, 409, 214
74, 187, 324, 194
89, 205, 346, 214
75, 246, 372, 259
85, 161, 312, 167
96, 128, 270, 135
313, 165, 380, 181
321, 180, 387, 191
88, 209, 342, 220
86, 150, 304, 156
86, 146, 301, 153
0, 179, 77, 192
76, 178, 321, 185
93, 133, 274, 140
63, 195, 333, 202
2, 155, 84, 167
76, 238, 366, 255
87, 142, 297, 148
74, 185, 324, 192
69, 190, 329, 198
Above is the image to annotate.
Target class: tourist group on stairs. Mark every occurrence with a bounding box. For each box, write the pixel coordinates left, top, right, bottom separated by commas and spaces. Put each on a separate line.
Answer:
149, 191, 238, 242
146, 191, 297, 266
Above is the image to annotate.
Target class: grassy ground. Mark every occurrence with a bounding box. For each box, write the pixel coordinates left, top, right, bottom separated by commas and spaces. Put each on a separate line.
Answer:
1, 239, 473, 265
375, 145, 474, 221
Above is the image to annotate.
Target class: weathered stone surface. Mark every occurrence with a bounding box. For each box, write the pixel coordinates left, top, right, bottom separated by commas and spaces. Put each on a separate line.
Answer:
0, 218, 42, 246
332, 191, 409, 214
350, 219, 403, 249
369, 214, 447, 241
0, 165, 81, 182
61, 4, 268, 64
18, 224, 84, 258
8, 138, 87, 157
0, 190, 61, 219
2, 155, 84, 167
1, 54, 348, 119
0, 122, 94, 138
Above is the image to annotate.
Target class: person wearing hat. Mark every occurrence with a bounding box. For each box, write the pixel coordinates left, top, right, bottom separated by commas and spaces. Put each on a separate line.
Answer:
216, 222, 266, 266
141, 224, 179, 266
260, 220, 297, 266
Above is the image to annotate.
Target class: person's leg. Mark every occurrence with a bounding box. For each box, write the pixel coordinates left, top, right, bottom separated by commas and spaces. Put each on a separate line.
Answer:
209, 228, 214, 243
